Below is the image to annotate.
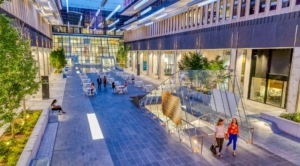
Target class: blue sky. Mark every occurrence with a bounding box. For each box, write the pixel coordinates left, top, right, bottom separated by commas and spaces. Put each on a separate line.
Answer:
61, 0, 124, 11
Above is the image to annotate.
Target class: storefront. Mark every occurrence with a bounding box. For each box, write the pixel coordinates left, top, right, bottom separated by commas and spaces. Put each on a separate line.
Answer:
248, 49, 292, 108
163, 51, 175, 76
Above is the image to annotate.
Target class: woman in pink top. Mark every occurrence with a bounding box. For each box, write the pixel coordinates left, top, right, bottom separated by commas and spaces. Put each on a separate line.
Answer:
214, 119, 225, 157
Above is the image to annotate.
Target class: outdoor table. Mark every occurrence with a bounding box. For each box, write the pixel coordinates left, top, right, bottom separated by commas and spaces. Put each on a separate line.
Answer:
135, 81, 143, 87
86, 87, 92, 96
81, 78, 90, 84
116, 85, 124, 94
145, 84, 153, 92
83, 83, 91, 88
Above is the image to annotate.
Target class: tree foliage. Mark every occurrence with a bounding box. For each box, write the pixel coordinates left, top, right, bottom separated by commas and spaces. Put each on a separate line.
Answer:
0, 14, 40, 137
116, 42, 130, 68
50, 47, 66, 73
178, 52, 226, 70
0, 0, 11, 4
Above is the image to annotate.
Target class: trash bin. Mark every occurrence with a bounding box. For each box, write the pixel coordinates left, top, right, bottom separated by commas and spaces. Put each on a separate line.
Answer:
41, 76, 49, 99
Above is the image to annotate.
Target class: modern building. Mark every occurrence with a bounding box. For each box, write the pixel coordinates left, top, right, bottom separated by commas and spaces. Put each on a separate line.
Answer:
120, 0, 300, 113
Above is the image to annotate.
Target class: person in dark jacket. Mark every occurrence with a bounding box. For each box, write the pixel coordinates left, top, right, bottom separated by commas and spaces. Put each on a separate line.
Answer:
97, 76, 102, 90
103, 76, 107, 90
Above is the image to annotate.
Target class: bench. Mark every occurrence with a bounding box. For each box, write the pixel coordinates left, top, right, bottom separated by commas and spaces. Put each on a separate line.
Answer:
29, 157, 50, 166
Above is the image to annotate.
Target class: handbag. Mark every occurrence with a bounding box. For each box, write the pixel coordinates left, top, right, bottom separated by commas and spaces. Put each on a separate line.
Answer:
210, 141, 217, 155
225, 133, 229, 140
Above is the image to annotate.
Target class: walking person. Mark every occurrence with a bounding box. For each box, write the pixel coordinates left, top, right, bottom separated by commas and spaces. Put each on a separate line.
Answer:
214, 119, 225, 157
97, 76, 102, 90
103, 76, 107, 90
226, 118, 239, 156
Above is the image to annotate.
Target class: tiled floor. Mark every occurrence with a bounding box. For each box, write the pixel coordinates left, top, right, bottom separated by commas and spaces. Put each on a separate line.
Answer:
51, 66, 297, 166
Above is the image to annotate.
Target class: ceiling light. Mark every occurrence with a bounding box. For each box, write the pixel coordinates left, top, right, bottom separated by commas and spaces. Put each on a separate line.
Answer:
126, 27, 131, 31
94, 28, 96, 31
98, 23, 102, 27
66, 0, 69, 12
164, 7, 188, 19
124, 17, 137, 25
95, 9, 101, 16
57, 20, 59, 24
139, 8, 165, 23
155, 13, 167, 20
41, 10, 46, 16
79, 15, 82, 22
198, 0, 217, 7
145, 22, 153, 26
101, 0, 108, 7
87, 26, 89, 29
108, 27, 116, 33
68, 22, 69, 29
108, 19, 119, 28
141, 7, 152, 15
48, 1, 53, 10
134, 0, 148, 10
105, 5, 121, 21
116, 29, 121, 32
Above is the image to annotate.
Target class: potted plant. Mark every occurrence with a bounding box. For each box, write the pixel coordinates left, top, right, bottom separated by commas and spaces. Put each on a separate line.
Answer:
49, 47, 67, 77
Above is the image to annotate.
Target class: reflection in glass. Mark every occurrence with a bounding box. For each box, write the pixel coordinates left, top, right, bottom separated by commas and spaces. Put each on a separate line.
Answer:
207, 4, 211, 24
241, 0, 246, 17
164, 52, 175, 76
259, 0, 266, 13
225, 1, 230, 20
232, 0, 238, 19
249, 0, 255, 15
270, 0, 277, 10
213, 2, 217, 23
250, 78, 266, 102
282, 0, 290, 7
219, 0, 224, 22
266, 79, 286, 107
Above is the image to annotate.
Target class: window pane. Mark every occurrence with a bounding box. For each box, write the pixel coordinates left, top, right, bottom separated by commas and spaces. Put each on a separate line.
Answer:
225, 1, 230, 20
249, 0, 255, 14
213, 2, 217, 23
282, 0, 290, 7
270, 0, 277, 10
219, 0, 224, 21
202, 6, 206, 25
207, 4, 211, 24
241, 0, 246, 16
259, 0, 266, 13
232, 0, 238, 19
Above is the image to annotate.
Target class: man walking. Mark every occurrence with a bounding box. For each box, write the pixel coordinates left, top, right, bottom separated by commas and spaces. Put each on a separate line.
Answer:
97, 76, 102, 90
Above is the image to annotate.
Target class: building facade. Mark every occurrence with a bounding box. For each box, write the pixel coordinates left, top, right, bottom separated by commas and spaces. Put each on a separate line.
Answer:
123, 0, 300, 113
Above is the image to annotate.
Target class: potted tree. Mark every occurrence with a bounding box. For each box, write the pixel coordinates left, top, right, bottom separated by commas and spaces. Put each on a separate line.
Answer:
49, 47, 67, 78
116, 42, 130, 68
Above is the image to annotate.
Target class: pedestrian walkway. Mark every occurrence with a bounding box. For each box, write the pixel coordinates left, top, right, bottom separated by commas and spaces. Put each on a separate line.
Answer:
48, 65, 297, 166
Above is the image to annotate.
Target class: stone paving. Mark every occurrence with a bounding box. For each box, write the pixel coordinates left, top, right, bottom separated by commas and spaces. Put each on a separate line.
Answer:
50, 66, 298, 166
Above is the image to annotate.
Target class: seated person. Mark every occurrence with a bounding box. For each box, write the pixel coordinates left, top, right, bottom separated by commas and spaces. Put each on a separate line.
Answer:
131, 74, 135, 83
90, 83, 95, 95
124, 81, 128, 88
51, 99, 66, 115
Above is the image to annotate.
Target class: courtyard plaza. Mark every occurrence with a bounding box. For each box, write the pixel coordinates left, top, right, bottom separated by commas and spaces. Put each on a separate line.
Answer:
36, 65, 300, 166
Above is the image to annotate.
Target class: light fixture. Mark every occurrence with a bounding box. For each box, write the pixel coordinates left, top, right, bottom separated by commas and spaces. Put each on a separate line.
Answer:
68, 21, 69, 29
98, 23, 102, 27
79, 15, 82, 22
48, 1, 53, 10
116, 29, 121, 32
124, 17, 137, 25
95, 9, 101, 16
139, 8, 165, 23
41, 10, 46, 16
66, 0, 69, 13
164, 7, 188, 19
141, 7, 152, 15
94, 28, 96, 31
145, 21, 153, 26
126, 27, 131, 30
87, 26, 89, 29
101, 0, 108, 7
155, 13, 167, 20
108, 27, 116, 33
108, 19, 119, 28
105, 5, 121, 21
134, 0, 148, 10
57, 20, 59, 24
198, 0, 217, 7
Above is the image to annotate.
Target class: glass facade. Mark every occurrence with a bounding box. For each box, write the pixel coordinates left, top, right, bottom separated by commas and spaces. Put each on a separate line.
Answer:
53, 35, 121, 65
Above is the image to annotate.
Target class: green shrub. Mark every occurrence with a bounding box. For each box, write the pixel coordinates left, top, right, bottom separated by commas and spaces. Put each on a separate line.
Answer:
0, 141, 9, 156
280, 112, 300, 123
7, 154, 18, 166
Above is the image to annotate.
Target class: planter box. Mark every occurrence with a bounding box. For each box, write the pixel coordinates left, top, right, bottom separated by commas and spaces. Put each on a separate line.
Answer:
16, 109, 49, 166
261, 112, 300, 138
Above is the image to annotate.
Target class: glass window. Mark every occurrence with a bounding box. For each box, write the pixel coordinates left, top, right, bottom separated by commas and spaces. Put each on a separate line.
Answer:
296, 0, 300, 5
259, 0, 266, 13
232, 0, 238, 19
194, 9, 197, 25
207, 4, 211, 24
282, 0, 290, 7
213, 2, 217, 23
198, 7, 201, 24
189, 10, 192, 26
225, 0, 230, 20
270, 0, 277, 10
202, 6, 206, 25
249, 0, 255, 15
240, 0, 246, 17
181, 13, 184, 29
219, 0, 224, 22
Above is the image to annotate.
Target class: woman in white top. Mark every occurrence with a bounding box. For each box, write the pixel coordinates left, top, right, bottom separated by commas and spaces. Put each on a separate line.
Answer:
214, 118, 225, 157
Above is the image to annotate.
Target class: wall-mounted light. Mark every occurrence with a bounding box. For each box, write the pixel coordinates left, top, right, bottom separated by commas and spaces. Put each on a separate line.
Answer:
105, 5, 121, 21
108, 19, 119, 28
139, 8, 165, 23
155, 13, 167, 20
98, 23, 102, 27
41, 10, 46, 16
144, 21, 153, 26
108, 27, 116, 33
48, 1, 53, 10
141, 7, 152, 15
95, 9, 101, 16
134, 0, 148, 10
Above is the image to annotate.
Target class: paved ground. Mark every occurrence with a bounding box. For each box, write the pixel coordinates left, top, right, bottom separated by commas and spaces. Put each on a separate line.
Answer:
49, 65, 298, 166
36, 123, 59, 159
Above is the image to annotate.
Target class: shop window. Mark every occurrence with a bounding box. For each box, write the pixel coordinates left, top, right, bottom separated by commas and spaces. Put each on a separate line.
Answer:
202, 6, 206, 25
282, 0, 290, 8
259, 0, 266, 13
240, 0, 246, 17
225, 1, 230, 20
270, 0, 277, 10
219, 0, 224, 22
213, 2, 217, 23
232, 0, 238, 19
207, 4, 211, 24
